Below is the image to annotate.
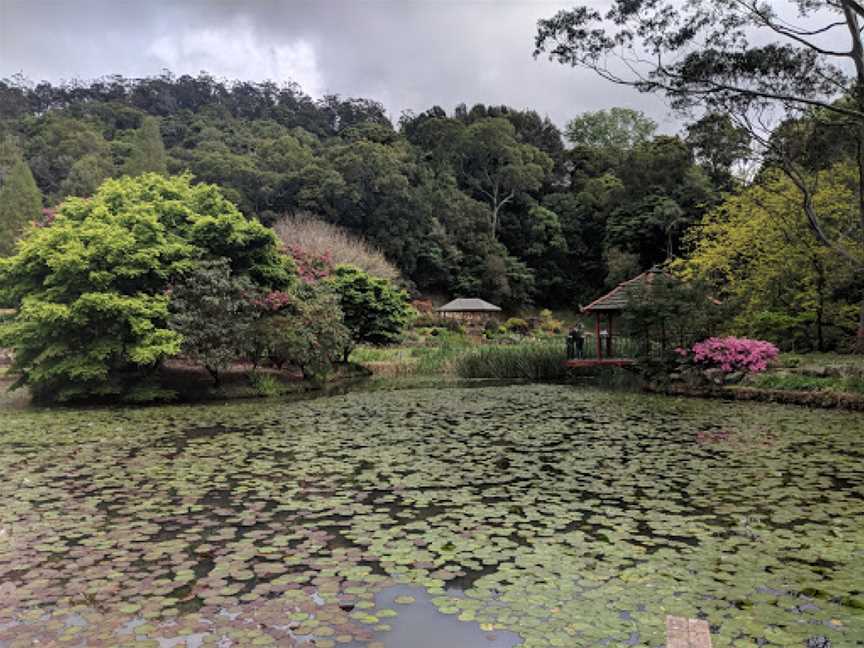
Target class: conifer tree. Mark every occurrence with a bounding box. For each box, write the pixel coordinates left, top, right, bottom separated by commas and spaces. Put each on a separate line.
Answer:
0, 157, 42, 256
124, 117, 167, 176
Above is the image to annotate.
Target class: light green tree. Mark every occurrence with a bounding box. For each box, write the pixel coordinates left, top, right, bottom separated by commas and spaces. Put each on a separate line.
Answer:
565, 108, 656, 152
0, 173, 293, 402
678, 164, 861, 351
124, 117, 167, 176
0, 157, 42, 256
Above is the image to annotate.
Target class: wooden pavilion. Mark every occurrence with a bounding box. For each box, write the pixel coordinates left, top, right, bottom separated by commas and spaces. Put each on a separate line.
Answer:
565, 266, 667, 367
435, 298, 502, 322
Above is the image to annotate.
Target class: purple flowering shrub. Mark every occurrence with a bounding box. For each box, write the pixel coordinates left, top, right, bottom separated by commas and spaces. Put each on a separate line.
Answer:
677, 337, 779, 374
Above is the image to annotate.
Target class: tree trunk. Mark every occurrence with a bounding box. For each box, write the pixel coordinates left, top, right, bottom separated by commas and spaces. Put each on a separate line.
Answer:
843, 1, 864, 351
208, 367, 220, 388
857, 295, 864, 353
815, 259, 826, 352
491, 202, 501, 238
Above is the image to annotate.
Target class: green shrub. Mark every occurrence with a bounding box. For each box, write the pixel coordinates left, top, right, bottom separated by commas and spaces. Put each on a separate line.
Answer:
0, 173, 293, 402
327, 265, 412, 360
248, 371, 281, 397
503, 317, 532, 336
252, 285, 350, 380
539, 309, 564, 334
455, 340, 567, 380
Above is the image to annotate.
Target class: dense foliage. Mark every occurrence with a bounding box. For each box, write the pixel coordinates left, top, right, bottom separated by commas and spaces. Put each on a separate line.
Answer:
168, 259, 262, 386
0, 73, 729, 309
678, 165, 862, 351
0, 174, 293, 401
0, 149, 42, 256
253, 285, 350, 380
621, 274, 727, 358
327, 265, 412, 359
1, 63, 862, 348
535, 0, 864, 347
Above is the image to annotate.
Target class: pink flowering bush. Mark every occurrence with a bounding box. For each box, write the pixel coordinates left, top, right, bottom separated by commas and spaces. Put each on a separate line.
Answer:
679, 337, 779, 374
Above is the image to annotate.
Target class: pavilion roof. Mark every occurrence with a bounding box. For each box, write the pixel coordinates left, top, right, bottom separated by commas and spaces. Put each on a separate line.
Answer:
435, 298, 502, 313
581, 266, 670, 313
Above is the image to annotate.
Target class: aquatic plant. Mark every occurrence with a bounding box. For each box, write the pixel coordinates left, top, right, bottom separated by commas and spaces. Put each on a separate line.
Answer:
0, 386, 861, 647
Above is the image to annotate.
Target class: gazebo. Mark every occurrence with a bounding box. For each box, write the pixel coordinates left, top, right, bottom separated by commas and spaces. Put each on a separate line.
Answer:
435, 298, 502, 321
567, 266, 667, 366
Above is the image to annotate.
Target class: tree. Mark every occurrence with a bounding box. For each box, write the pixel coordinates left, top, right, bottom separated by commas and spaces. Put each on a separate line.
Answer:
604, 247, 641, 289
678, 165, 861, 351
0, 157, 42, 256
253, 285, 350, 379
621, 274, 728, 358
565, 108, 656, 151
168, 259, 261, 386
23, 113, 111, 202
535, 0, 864, 349
59, 153, 114, 198
604, 137, 715, 266
685, 114, 751, 191
457, 118, 552, 237
124, 116, 167, 176
0, 173, 293, 402
0, 135, 21, 185
326, 265, 411, 360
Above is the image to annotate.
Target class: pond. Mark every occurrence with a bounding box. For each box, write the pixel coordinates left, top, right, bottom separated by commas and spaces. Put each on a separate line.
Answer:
0, 384, 862, 647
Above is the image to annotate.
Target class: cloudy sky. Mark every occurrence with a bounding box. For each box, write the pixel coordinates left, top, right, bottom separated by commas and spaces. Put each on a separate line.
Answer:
0, 0, 674, 131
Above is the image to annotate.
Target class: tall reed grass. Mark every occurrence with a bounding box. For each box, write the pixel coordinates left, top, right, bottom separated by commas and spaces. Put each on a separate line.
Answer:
455, 339, 568, 380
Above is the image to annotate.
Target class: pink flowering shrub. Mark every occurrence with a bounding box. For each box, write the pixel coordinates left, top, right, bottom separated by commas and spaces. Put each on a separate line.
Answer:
679, 337, 779, 374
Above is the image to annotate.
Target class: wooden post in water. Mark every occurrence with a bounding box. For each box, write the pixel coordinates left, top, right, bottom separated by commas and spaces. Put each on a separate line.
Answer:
666, 616, 712, 648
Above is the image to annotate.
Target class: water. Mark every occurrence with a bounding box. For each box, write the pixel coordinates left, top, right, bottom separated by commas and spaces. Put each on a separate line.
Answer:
0, 384, 862, 647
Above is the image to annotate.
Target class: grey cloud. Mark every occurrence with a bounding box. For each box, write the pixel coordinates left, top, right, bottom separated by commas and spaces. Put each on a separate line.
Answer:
0, 0, 675, 132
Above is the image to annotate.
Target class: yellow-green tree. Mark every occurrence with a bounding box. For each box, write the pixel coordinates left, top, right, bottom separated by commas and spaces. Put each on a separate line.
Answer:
124, 116, 167, 176
678, 164, 861, 351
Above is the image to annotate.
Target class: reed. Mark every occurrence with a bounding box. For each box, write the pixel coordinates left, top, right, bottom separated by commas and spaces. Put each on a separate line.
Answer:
455, 339, 568, 380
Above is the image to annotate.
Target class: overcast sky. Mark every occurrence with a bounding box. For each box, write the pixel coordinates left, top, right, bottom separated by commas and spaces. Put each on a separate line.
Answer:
0, 0, 677, 132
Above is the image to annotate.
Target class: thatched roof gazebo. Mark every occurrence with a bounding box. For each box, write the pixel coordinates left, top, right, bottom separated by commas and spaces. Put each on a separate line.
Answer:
435, 298, 502, 321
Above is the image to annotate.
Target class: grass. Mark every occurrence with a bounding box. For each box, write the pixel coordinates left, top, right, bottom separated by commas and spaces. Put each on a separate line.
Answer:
748, 372, 864, 395
780, 352, 864, 369
350, 331, 472, 375
248, 371, 283, 397
454, 338, 569, 380
352, 332, 571, 380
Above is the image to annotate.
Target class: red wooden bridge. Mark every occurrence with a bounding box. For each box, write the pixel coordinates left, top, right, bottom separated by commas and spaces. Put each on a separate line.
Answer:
563, 357, 636, 368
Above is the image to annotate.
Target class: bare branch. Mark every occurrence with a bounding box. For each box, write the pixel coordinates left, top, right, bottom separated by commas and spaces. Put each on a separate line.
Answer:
735, 0, 853, 57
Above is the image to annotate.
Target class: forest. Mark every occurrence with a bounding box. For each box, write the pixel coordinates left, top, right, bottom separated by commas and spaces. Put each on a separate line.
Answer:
0, 71, 861, 351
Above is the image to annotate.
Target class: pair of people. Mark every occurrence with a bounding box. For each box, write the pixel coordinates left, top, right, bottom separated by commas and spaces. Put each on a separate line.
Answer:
567, 323, 586, 359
